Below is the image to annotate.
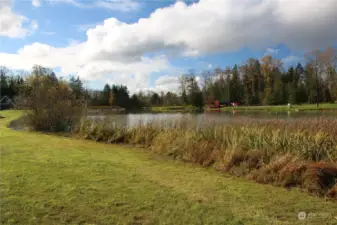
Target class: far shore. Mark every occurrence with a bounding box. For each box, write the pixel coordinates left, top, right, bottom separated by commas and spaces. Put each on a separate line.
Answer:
149, 103, 337, 113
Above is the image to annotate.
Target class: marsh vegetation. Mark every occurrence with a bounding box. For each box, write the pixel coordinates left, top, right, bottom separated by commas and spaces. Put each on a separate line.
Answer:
75, 115, 337, 199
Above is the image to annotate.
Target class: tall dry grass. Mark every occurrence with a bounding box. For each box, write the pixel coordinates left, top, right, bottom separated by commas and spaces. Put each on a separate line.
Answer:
74, 117, 337, 198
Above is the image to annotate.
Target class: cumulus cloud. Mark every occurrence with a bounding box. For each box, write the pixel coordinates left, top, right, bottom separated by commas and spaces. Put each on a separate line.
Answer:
0, 42, 170, 93
32, 0, 41, 7
48, 0, 140, 11
0, 0, 37, 38
1, 42, 82, 71
80, 0, 337, 62
1, 0, 337, 91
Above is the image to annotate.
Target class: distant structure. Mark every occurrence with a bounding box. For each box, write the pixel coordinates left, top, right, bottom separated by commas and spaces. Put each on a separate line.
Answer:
0, 96, 16, 110
206, 100, 236, 108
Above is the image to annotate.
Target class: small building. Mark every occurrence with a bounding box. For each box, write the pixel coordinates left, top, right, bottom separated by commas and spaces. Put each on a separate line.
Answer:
0, 96, 15, 110
206, 100, 232, 108
219, 101, 231, 107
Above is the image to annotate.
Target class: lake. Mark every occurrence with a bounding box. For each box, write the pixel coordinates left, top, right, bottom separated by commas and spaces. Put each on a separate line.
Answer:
89, 111, 337, 128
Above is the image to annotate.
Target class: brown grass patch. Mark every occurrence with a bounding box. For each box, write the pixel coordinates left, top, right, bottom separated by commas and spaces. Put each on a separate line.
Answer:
249, 154, 295, 184
303, 162, 337, 194
277, 162, 307, 187
247, 158, 337, 198
327, 184, 337, 199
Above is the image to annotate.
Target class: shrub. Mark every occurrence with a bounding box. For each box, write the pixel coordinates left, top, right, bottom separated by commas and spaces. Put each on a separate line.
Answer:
19, 67, 83, 132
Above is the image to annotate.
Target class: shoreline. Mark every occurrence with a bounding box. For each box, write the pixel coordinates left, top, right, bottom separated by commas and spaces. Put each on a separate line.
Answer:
152, 104, 337, 113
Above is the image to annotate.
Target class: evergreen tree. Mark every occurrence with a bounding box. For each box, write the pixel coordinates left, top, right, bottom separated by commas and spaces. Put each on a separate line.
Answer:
102, 84, 111, 105
69, 76, 85, 99
287, 67, 297, 104
230, 65, 243, 103
150, 93, 161, 106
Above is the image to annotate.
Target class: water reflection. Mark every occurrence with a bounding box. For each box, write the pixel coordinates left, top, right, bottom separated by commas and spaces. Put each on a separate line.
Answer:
89, 111, 337, 128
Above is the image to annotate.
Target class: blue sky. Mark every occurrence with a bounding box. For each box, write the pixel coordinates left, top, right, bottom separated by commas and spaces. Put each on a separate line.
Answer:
1, 0, 336, 92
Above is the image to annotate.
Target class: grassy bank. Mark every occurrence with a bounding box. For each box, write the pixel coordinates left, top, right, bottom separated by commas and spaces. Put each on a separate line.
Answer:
1, 111, 337, 224
76, 116, 337, 199
215, 103, 337, 112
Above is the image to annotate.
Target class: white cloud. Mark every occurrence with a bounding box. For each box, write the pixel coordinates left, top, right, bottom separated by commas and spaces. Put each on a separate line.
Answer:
48, 0, 140, 11
80, 0, 337, 63
265, 48, 280, 55
1, 42, 82, 71
32, 0, 41, 7
153, 75, 180, 93
67, 38, 81, 45
0, 0, 37, 38
0, 42, 170, 93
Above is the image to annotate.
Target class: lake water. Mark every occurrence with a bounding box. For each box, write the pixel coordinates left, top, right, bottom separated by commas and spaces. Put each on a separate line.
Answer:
89, 111, 337, 128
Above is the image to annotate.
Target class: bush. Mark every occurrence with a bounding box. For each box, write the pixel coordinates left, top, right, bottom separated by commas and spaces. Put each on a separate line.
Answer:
19, 68, 83, 132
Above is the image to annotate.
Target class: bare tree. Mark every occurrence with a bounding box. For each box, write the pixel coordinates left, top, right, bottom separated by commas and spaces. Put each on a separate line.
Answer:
261, 55, 282, 104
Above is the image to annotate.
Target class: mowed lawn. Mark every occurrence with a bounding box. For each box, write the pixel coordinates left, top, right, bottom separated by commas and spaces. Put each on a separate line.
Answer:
1, 111, 336, 225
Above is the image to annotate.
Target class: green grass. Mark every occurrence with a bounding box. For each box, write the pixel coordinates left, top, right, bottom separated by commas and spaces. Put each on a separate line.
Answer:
1, 111, 337, 225
217, 103, 337, 112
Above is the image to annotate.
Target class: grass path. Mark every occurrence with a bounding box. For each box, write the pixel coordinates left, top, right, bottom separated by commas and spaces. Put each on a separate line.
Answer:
1, 111, 336, 225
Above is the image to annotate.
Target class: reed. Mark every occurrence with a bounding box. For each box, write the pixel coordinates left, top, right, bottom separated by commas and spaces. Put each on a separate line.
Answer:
74, 117, 337, 198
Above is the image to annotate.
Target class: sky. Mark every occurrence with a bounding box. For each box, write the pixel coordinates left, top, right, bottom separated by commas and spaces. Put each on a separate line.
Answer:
0, 0, 336, 93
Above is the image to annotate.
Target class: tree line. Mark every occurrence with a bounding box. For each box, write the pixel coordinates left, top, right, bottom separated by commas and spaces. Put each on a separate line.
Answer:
1, 47, 336, 109
199, 47, 337, 106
